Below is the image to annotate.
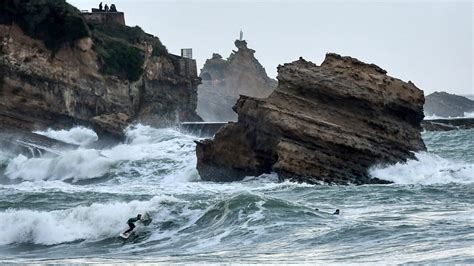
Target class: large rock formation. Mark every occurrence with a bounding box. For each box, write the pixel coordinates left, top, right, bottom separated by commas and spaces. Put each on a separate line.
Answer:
0, 1, 201, 139
197, 40, 277, 122
196, 54, 426, 184
424, 91, 474, 118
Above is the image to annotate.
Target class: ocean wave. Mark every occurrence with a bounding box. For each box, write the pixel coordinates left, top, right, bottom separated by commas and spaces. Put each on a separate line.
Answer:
369, 152, 474, 184
0, 192, 281, 247
5, 151, 113, 182
0, 196, 176, 245
34, 127, 98, 147
4, 125, 198, 182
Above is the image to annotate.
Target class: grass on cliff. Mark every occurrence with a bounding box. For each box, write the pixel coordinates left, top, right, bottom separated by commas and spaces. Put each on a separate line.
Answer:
0, 0, 90, 53
89, 23, 168, 82
91, 23, 167, 57
92, 31, 145, 82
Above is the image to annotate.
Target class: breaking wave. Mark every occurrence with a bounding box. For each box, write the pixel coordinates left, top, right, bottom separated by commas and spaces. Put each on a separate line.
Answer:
4, 125, 198, 182
0, 125, 473, 263
370, 152, 474, 185
34, 127, 98, 147
0, 196, 174, 245
424, 111, 474, 120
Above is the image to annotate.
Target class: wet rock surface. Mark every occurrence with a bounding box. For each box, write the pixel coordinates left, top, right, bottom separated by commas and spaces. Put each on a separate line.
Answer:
196, 54, 426, 184
0, 23, 201, 140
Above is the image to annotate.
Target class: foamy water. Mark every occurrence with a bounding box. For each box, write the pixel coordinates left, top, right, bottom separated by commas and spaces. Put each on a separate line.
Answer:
0, 125, 473, 263
34, 127, 98, 147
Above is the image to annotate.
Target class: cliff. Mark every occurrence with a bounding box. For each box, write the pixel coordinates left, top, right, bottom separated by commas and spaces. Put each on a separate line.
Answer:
0, 0, 201, 139
196, 54, 426, 184
424, 91, 474, 117
197, 40, 277, 121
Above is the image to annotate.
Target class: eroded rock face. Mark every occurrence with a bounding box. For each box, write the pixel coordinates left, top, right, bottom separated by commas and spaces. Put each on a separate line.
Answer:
197, 40, 277, 122
196, 54, 426, 184
424, 91, 474, 117
0, 24, 201, 139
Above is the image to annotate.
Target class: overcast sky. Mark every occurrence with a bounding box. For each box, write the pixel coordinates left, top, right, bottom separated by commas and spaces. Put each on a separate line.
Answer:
69, 0, 473, 95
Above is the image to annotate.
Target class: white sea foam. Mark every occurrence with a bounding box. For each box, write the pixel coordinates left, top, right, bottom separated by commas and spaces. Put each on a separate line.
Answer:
0, 196, 176, 245
424, 112, 474, 120
5, 151, 113, 182
0, 150, 13, 165
464, 111, 474, 118
5, 125, 198, 182
34, 127, 99, 147
369, 152, 474, 185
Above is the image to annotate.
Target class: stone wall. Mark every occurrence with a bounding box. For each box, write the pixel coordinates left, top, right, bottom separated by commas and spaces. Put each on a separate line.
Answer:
82, 12, 125, 26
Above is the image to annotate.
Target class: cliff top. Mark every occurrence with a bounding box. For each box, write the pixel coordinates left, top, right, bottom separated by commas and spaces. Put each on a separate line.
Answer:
278, 54, 423, 111
0, 0, 90, 53
0, 0, 167, 82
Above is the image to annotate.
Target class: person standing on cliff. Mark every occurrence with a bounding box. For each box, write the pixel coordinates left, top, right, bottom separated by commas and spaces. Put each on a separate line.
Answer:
99, 2, 103, 11
104, 4, 109, 12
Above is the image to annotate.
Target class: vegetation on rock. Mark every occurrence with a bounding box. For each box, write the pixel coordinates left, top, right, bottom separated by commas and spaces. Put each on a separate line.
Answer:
0, 0, 168, 82
0, 0, 91, 53
91, 23, 167, 57
89, 23, 167, 81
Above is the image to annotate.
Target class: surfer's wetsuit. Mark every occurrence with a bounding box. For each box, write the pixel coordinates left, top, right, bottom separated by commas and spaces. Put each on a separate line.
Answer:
124, 215, 141, 234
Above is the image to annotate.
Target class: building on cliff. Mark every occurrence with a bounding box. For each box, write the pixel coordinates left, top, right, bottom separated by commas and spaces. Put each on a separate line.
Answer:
197, 39, 277, 122
81, 8, 126, 26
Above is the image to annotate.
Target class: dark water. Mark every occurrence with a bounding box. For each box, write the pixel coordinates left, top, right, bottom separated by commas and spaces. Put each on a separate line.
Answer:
0, 126, 472, 264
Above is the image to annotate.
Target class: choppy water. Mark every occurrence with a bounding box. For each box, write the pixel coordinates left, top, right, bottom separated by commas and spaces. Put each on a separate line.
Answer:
0, 125, 472, 264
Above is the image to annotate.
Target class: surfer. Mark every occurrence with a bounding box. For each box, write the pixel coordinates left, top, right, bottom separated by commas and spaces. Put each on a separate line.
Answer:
333, 209, 340, 215
122, 214, 142, 235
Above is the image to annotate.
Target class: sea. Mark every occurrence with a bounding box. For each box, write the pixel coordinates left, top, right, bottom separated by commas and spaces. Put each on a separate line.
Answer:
0, 124, 472, 264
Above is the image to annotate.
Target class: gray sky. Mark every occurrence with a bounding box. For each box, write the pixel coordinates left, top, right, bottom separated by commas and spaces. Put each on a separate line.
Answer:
69, 0, 473, 95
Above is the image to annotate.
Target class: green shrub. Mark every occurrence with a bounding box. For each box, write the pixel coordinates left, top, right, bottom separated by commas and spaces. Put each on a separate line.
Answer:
92, 23, 167, 57
0, 0, 91, 53
93, 35, 145, 82
91, 23, 167, 81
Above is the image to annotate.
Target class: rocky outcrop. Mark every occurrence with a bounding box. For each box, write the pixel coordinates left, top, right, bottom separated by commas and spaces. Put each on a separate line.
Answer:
422, 118, 474, 131
196, 54, 426, 184
424, 92, 474, 117
197, 40, 277, 121
0, 1, 201, 139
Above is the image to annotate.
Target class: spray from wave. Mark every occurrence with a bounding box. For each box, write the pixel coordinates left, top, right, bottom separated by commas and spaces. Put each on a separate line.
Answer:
34, 127, 98, 147
369, 152, 474, 184
0, 125, 473, 263
4, 125, 198, 182
0, 196, 177, 245
4, 125, 474, 185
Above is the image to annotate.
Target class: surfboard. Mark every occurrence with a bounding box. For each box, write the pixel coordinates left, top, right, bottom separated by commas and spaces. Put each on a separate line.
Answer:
119, 232, 130, 239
